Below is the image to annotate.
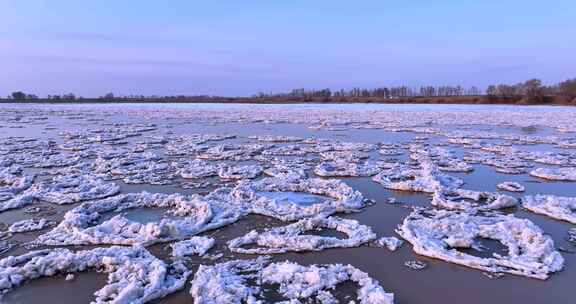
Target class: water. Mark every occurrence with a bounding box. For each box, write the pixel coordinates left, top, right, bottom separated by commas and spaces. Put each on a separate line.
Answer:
258, 191, 332, 206
0, 103, 574, 303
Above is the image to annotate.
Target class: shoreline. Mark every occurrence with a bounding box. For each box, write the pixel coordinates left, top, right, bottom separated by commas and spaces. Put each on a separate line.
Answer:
0, 96, 574, 106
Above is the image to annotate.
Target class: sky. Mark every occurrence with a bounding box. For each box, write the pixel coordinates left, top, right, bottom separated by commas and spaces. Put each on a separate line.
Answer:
1, 0, 575, 97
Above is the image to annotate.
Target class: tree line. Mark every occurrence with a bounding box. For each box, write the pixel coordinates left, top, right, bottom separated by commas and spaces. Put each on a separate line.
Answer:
5, 78, 576, 104
255, 78, 576, 102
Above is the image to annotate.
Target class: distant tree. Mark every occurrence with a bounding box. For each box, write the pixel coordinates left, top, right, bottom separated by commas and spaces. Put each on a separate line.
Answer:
558, 79, 576, 97
519, 79, 544, 103
486, 85, 497, 97
103, 93, 115, 99
62, 93, 76, 100
11, 91, 26, 100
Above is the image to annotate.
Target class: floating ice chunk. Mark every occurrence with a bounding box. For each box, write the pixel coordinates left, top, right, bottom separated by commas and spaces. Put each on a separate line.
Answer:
228, 216, 376, 254
261, 261, 394, 304
8, 218, 55, 233
0, 168, 34, 197
372, 161, 463, 193
199, 144, 266, 161
436, 159, 474, 173
36, 174, 120, 205
530, 167, 576, 181
176, 159, 221, 179
249, 135, 302, 142
314, 161, 381, 177
263, 165, 307, 179
209, 177, 366, 221
190, 257, 269, 304
261, 144, 307, 156
190, 257, 394, 304
0, 246, 190, 303
375, 237, 404, 251
170, 236, 215, 259
378, 148, 403, 156
522, 195, 576, 224
218, 165, 263, 180
568, 228, 576, 244
34, 154, 80, 168
320, 151, 369, 163
497, 182, 525, 192
495, 167, 526, 174
397, 208, 564, 279
0, 167, 36, 212
431, 189, 518, 211
404, 260, 427, 270
65, 273, 75, 281
36, 192, 242, 246
0, 193, 36, 213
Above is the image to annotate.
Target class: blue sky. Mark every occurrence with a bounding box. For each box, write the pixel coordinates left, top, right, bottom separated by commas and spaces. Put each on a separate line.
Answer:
1, 0, 575, 97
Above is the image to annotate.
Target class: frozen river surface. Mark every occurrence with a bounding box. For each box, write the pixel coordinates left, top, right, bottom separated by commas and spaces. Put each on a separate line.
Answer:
0, 103, 575, 303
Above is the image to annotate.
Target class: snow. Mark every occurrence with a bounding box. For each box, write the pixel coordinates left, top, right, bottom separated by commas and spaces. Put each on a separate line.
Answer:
208, 177, 366, 221
36, 192, 242, 246
218, 164, 263, 180
372, 160, 463, 193
262, 261, 394, 304
314, 161, 381, 177
431, 189, 518, 211
497, 182, 525, 192
264, 165, 307, 179
522, 195, 576, 224
35, 174, 120, 205
171, 236, 215, 259
228, 216, 376, 254
375, 237, 404, 251
176, 159, 221, 179
397, 208, 564, 279
190, 257, 268, 304
190, 258, 394, 304
8, 218, 55, 233
530, 167, 576, 181
0, 246, 190, 303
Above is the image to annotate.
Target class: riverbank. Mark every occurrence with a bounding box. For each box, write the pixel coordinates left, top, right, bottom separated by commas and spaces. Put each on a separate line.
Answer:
1, 95, 575, 105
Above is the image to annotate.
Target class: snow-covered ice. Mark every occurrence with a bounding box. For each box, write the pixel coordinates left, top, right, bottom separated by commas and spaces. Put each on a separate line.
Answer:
397, 208, 564, 279
431, 189, 518, 211
530, 167, 576, 182
0, 246, 190, 303
228, 216, 376, 254
522, 195, 576, 224
170, 236, 215, 258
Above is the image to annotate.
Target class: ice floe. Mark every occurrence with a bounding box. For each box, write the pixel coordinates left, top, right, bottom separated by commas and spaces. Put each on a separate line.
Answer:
176, 159, 221, 179
36, 192, 242, 246
228, 216, 376, 254
170, 236, 215, 259
262, 261, 394, 304
397, 208, 564, 279
530, 167, 576, 182
208, 177, 366, 221
0, 246, 190, 303
372, 160, 463, 193
218, 164, 263, 180
522, 195, 576, 224
431, 189, 518, 211
375, 237, 404, 251
35, 174, 120, 205
8, 218, 55, 233
190, 257, 394, 304
314, 161, 381, 177
497, 182, 525, 192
